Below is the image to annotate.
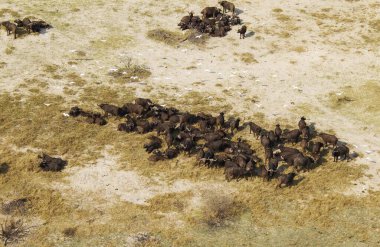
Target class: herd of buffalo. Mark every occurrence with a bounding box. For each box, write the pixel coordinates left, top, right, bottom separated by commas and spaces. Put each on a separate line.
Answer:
2, 2, 352, 189
178, 1, 247, 38
38, 97, 352, 188
0, 17, 52, 39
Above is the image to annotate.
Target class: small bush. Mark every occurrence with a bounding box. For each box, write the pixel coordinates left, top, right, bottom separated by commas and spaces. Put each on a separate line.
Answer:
5, 46, 15, 55
0, 219, 27, 246
239, 52, 258, 64
147, 28, 208, 47
201, 193, 240, 227
1, 198, 28, 215
147, 28, 185, 46
109, 57, 151, 82
62, 227, 77, 237
272, 8, 283, 13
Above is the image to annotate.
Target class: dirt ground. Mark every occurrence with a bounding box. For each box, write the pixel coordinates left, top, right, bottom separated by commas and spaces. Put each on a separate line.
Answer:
0, 0, 379, 246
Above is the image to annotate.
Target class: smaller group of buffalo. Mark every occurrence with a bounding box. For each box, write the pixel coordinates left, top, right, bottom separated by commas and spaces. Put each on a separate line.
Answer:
0, 17, 52, 39
64, 98, 351, 188
178, 1, 247, 39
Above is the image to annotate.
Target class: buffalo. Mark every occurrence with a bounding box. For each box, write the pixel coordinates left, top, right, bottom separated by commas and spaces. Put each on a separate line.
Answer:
277, 173, 296, 188
237, 25, 247, 39
332, 145, 350, 162
201, 7, 221, 19
319, 133, 338, 148
39, 154, 67, 172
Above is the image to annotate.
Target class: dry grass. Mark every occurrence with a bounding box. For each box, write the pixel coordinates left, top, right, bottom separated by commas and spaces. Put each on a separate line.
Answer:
272, 8, 283, 13
369, 19, 380, 32
147, 28, 208, 47
237, 52, 258, 64
275, 14, 291, 22
0, 8, 20, 18
4, 46, 15, 55
0, 218, 27, 246
65, 72, 87, 87
0, 90, 378, 246
198, 192, 242, 227
147, 28, 186, 46
291, 46, 307, 53
326, 80, 380, 131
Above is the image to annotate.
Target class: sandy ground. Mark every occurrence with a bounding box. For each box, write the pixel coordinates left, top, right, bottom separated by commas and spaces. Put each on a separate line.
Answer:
0, 0, 379, 245
53, 147, 230, 207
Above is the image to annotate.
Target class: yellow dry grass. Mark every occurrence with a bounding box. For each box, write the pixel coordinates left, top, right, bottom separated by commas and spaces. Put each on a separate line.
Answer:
237, 52, 258, 64
326, 80, 380, 131
147, 28, 208, 47
0, 89, 379, 246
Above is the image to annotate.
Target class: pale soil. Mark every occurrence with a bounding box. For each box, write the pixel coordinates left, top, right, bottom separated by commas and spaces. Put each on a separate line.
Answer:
53, 147, 230, 207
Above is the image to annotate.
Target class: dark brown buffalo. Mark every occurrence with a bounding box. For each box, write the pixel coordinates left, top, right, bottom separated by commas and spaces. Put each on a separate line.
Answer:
39, 154, 67, 172
229, 118, 240, 134
69, 106, 83, 117
268, 158, 279, 179
281, 129, 301, 144
122, 103, 145, 115
203, 130, 226, 142
248, 122, 262, 139
278, 146, 301, 156
178, 12, 194, 30
319, 133, 338, 148
254, 165, 269, 181
298, 116, 307, 130
165, 148, 179, 159
300, 139, 308, 152
219, 1, 235, 14
136, 119, 152, 134
301, 126, 310, 140
86, 113, 107, 126
201, 7, 221, 19
230, 14, 241, 25
260, 134, 271, 148
282, 152, 304, 166
264, 147, 273, 164
294, 155, 314, 171
144, 136, 162, 153
277, 173, 297, 188
225, 165, 251, 182
148, 150, 165, 162
216, 112, 225, 129
14, 18, 31, 33
205, 139, 230, 152
332, 145, 350, 162
1, 21, 17, 39
237, 25, 247, 39
268, 131, 276, 145
135, 98, 153, 109
274, 124, 282, 141
180, 137, 196, 155
99, 103, 124, 117
155, 121, 175, 135
309, 141, 323, 157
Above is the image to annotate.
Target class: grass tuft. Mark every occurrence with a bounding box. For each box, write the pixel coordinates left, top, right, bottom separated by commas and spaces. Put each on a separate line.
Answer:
200, 193, 242, 227
108, 57, 151, 83
147, 28, 208, 47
